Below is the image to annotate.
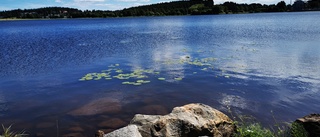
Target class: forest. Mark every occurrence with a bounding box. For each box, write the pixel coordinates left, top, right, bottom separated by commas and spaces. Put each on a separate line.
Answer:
0, 0, 319, 19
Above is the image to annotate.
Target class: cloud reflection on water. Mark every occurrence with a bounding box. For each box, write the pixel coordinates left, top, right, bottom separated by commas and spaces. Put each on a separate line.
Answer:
218, 39, 320, 110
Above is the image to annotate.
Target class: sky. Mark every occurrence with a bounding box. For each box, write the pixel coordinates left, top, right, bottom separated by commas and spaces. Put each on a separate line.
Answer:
0, 0, 290, 11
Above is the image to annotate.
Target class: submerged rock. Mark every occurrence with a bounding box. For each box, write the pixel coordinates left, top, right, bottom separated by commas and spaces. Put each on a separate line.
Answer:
98, 118, 127, 129
68, 97, 121, 116
296, 113, 320, 137
104, 103, 235, 137
136, 105, 168, 115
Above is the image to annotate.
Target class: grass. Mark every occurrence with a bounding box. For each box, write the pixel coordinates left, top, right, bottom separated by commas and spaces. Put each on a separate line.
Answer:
231, 112, 308, 137
234, 122, 274, 137
226, 106, 308, 137
290, 122, 308, 137
234, 121, 308, 137
0, 125, 27, 137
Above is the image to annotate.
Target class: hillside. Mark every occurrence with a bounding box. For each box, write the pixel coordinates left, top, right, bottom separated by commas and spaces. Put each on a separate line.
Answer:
0, 0, 319, 19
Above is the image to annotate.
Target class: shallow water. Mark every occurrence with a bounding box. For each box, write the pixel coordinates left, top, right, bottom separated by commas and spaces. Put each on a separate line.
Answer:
0, 12, 320, 136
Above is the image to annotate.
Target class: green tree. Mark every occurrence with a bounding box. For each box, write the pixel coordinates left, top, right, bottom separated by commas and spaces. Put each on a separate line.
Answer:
307, 0, 320, 9
293, 0, 306, 11
276, 1, 287, 11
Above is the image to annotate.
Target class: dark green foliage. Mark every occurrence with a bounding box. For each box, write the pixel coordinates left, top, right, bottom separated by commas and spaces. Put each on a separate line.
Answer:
233, 118, 309, 137
290, 122, 308, 137
308, 0, 320, 9
0, 7, 82, 19
293, 0, 306, 11
0, 0, 319, 19
277, 1, 287, 11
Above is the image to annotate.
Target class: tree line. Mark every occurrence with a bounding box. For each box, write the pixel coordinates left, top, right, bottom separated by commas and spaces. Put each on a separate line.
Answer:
0, 0, 319, 19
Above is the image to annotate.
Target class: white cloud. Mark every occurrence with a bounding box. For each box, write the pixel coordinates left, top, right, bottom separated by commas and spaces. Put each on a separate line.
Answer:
55, 0, 62, 3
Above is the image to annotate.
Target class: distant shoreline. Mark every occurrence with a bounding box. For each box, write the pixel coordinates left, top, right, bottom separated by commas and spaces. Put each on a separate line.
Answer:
1, 11, 319, 21
0, 17, 73, 21
2, 0, 319, 20
0, 18, 50, 21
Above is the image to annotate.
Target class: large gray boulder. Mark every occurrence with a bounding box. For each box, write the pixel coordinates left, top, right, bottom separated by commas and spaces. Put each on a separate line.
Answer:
131, 103, 235, 137
104, 103, 235, 137
103, 125, 142, 137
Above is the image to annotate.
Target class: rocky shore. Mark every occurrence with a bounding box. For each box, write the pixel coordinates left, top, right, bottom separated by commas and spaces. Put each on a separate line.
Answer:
97, 103, 236, 137
96, 103, 319, 137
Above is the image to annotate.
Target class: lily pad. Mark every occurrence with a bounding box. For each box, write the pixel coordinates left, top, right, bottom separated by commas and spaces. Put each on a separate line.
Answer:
100, 73, 108, 77
142, 80, 150, 83
85, 77, 93, 80
201, 68, 208, 71
122, 81, 131, 84
115, 70, 123, 73
174, 77, 183, 81
158, 78, 166, 81
136, 80, 144, 83
137, 75, 147, 79
133, 83, 142, 86
79, 78, 86, 81
137, 80, 151, 83
94, 77, 101, 80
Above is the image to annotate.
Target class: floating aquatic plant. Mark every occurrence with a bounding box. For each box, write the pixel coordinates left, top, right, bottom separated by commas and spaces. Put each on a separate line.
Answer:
122, 81, 131, 84
158, 78, 166, 81
174, 77, 183, 81
137, 80, 150, 83
133, 83, 142, 86
85, 77, 93, 80
115, 69, 123, 73
79, 48, 240, 85
201, 68, 208, 71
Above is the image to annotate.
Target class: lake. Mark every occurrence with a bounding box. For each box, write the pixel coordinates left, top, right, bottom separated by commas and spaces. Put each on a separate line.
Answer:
0, 12, 320, 136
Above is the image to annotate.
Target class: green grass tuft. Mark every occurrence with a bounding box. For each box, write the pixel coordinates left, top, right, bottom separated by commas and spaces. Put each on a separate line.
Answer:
234, 123, 274, 137
1, 124, 28, 137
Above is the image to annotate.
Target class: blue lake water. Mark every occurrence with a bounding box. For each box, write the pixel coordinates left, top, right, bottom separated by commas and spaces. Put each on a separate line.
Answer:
1, 12, 320, 136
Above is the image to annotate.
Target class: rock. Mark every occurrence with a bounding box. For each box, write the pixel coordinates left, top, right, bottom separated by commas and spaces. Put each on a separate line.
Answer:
95, 130, 104, 137
104, 125, 142, 137
68, 97, 121, 116
296, 113, 320, 137
130, 103, 235, 137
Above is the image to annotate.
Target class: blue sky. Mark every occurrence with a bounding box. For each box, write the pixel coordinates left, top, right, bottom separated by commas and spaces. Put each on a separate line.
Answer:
0, 0, 288, 11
